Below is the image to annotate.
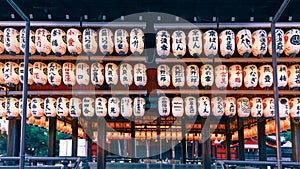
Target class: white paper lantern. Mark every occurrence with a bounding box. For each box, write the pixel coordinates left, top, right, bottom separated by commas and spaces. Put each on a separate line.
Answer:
35, 28, 51, 56
172, 65, 185, 89
289, 97, 300, 119
19, 62, 34, 85
57, 97, 69, 118
4, 28, 20, 55
214, 65, 228, 90
50, 28, 67, 56
252, 29, 267, 58
19, 98, 31, 118
133, 97, 145, 117
0, 30, 4, 54
5, 97, 19, 118
236, 29, 252, 57
288, 64, 300, 90
198, 96, 211, 117
114, 29, 129, 56
243, 64, 258, 90
130, 28, 144, 55
172, 30, 186, 59
44, 97, 57, 117
31, 97, 44, 119
119, 63, 133, 87
284, 29, 300, 57
237, 97, 250, 118
121, 97, 133, 118
156, 30, 170, 58
187, 29, 202, 58
268, 29, 284, 56
250, 97, 263, 118
0, 98, 5, 117
99, 28, 114, 56
184, 96, 197, 117
211, 97, 224, 117
200, 64, 214, 89
76, 62, 90, 87
172, 96, 184, 117
277, 64, 288, 89
63, 62, 76, 87
203, 30, 218, 58
4, 61, 20, 86
67, 28, 82, 55
91, 62, 104, 88
83, 28, 98, 56
33, 62, 48, 86
158, 96, 170, 117
105, 63, 118, 87
108, 97, 120, 118
279, 97, 289, 119
263, 97, 275, 118
157, 64, 170, 89
0, 62, 4, 85
20, 29, 36, 55
258, 65, 273, 89
224, 97, 236, 117
47, 62, 62, 87
228, 64, 243, 90
69, 98, 82, 119
219, 29, 235, 58
134, 63, 147, 88
82, 97, 94, 117
95, 97, 107, 117
186, 64, 199, 88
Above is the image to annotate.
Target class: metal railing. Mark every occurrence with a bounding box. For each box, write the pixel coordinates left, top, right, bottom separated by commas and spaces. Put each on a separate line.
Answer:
215, 160, 300, 169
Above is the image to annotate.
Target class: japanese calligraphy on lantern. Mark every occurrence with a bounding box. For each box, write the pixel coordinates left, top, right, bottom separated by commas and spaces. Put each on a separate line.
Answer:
157, 64, 170, 89
50, 28, 66, 56
289, 97, 300, 119
200, 64, 214, 89
95, 97, 107, 117
236, 29, 252, 57
211, 97, 224, 117
172, 30, 186, 59
219, 29, 235, 58
279, 97, 289, 119
83, 28, 98, 55
277, 64, 287, 89
229, 64, 242, 90
19, 62, 34, 85
252, 29, 267, 57
82, 97, 94, 117
91, 62, 104, 88
105, 63, 118, 87
172, 65, 185, 89
108, 97, 120, 118
198, 96, 211, 117
44, 97, 57, 117
19, 98, 31, 118
284, 29, 300, 57
5, 97, 19, 118
134, 63, 147, 88
288, 64, 300, 89
258, 65, 273, 89
186, 64, 199, 88
0, 30, 4, 54
63, 62, 76, 87
203, 30, 218, 57
31, 97, 44, 119
263, 97, 275, 118
114, 29, 129, 56
172, 97, 184, 117
33, 62, 48, 86
224, 97, 236, 117
237, 97, 250, 118
0, 98, 5, 117
4, 28, 20, 55
35, 28, 51, 55
99, 28, 114, 56
187, 29, 202, 57
4, 61, 19, 86
0, 62, 4, 85
20, 29, 36, 55
268, 29, 284, 56
214, 65, 228, 90
184, 96, 197, 117
250, 97, 263, 118
47, 62, 62, 87
67, 28, 82, 55
158, 96, 170, 117
119, 63, 133, 87
121, 97, 133, 118
57, 97, 69, 118
76, 62, 90, 87
243, 64, 258, 89
156, 30, 170, 58
130, 28, 144, 55
69, 98, 82, 118
134, 97, 145, 117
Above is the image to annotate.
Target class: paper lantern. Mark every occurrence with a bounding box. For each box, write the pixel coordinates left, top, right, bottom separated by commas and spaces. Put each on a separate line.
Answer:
288, 64, 300, 90
134, 63, 147, 88
0, 98, 5, 117
5, 97, 19, 118
250, 97, 263, 118
284, 29, 300, 57
228, 64, 243, 90
172, 96, 184, 117
268, 29, 284, 56
263, 97, 275, 118
98, 28, 114, 56
237, 97, 250, 118
157, 64, 170, 89
277, 64, 288, 89
211, 97, 224, 117
214, 65, 228, 90
121, 97, 133, 118
4, 28, 20, 55
63, 62, 76, 87
44, 97, 57, 117
76, 62, 90, 87
67, 28, 82, 55
4, 61, 20, 86
258, 65, 273, 89
31, 97, 44, 119
105, 63, 118, 87
236, 29, 252, 57
91, 62, 104, 88
33, 62, 48, 86
200, 64, 214, 89
172, 65, 185, 89
133, 97, 145, 117
35, 28, 51, 56
187, 29, 202, 58
243, 64, 258, 90
47, 62, 62, 87
184, 96, 197, 117
50, 28, 67, 56
69, 98, 82, 119
203, 30, 218, 58
289, 97, 300, 119
82, 97, 94, 117
172, 30, 186, 59
0, 30, 4, 54
252, 29, 268, 58
198, 96, 211, 117
219, 29, 235, 58
130, 28, 144, 55
158, 96, 170, 117
156, 30, 170, 58
119, 63, 133, 87
0, 62, 4, 85
19, 98, 31, 118
186, 64, 199, 88
114, 29, 129, 56
279, 97, 289, 119
19, 62, 34, 85
108, 97, 120, 118
224, 97, 236, 117
83, 28, 98, 55
95, 97, 107, 117
57, 97, 69, 118
20, 29, 36, 55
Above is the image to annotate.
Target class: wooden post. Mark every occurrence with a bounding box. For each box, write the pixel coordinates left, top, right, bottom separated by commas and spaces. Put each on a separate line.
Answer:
71, 120, 78, 157
291, 118, 300, 162
97, 119, 106, 169
129, 121, 137, 163
87, 121, 93, 162
181, 119, 187, 164
225, 120, 231, 160
7, 119, 21, 157
48, 118, 57, 157
202, 118, 211, 169
258, 118, 267, 161
238, 118, 245, 160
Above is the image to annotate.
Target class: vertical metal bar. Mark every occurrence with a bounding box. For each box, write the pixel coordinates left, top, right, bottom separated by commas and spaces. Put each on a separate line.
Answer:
71, 120, 78, 157
237, 118, 245, 160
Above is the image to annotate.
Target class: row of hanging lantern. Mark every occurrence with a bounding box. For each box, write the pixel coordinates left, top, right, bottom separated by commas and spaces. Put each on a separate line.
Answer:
0, 61, 147, 88
156, 28, 300, 58
0, 27, 144, 56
